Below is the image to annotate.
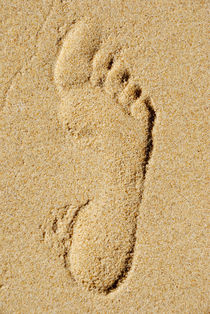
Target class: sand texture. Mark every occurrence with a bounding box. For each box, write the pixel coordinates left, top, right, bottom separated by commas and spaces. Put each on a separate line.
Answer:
0, 0, 209, 313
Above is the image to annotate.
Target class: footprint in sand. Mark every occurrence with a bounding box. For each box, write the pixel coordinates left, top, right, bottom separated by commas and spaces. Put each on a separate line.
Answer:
42, 20, 156, 294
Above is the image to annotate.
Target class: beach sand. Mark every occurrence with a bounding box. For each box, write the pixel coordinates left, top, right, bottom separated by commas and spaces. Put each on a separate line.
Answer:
0, 0, 209, 312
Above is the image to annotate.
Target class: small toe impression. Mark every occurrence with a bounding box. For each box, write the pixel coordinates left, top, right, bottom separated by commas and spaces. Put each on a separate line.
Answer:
90, 44, 120, 87
54, 21, 101, 93
91, 53, 115, 87
104, 60, 131, 98
118, 82, 142, 114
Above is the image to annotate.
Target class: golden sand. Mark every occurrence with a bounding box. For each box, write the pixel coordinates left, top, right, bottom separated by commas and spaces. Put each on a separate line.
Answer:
0, 0, 209, 312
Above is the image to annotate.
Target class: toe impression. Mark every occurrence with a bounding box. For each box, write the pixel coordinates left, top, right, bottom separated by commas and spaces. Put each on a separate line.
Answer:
54, 21, 101, 94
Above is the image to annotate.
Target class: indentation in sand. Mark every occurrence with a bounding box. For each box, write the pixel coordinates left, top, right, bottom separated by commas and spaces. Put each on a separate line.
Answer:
42, 19, 156, 294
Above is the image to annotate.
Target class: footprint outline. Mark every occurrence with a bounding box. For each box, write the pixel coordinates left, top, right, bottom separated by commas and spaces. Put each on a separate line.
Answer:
42, 19, 156, 295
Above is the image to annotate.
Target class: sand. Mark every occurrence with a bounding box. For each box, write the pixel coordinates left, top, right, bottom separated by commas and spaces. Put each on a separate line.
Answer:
0, 0, 209, 313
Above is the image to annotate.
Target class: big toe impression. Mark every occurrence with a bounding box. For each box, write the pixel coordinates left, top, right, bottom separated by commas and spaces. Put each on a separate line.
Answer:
54, 20, 101, 93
